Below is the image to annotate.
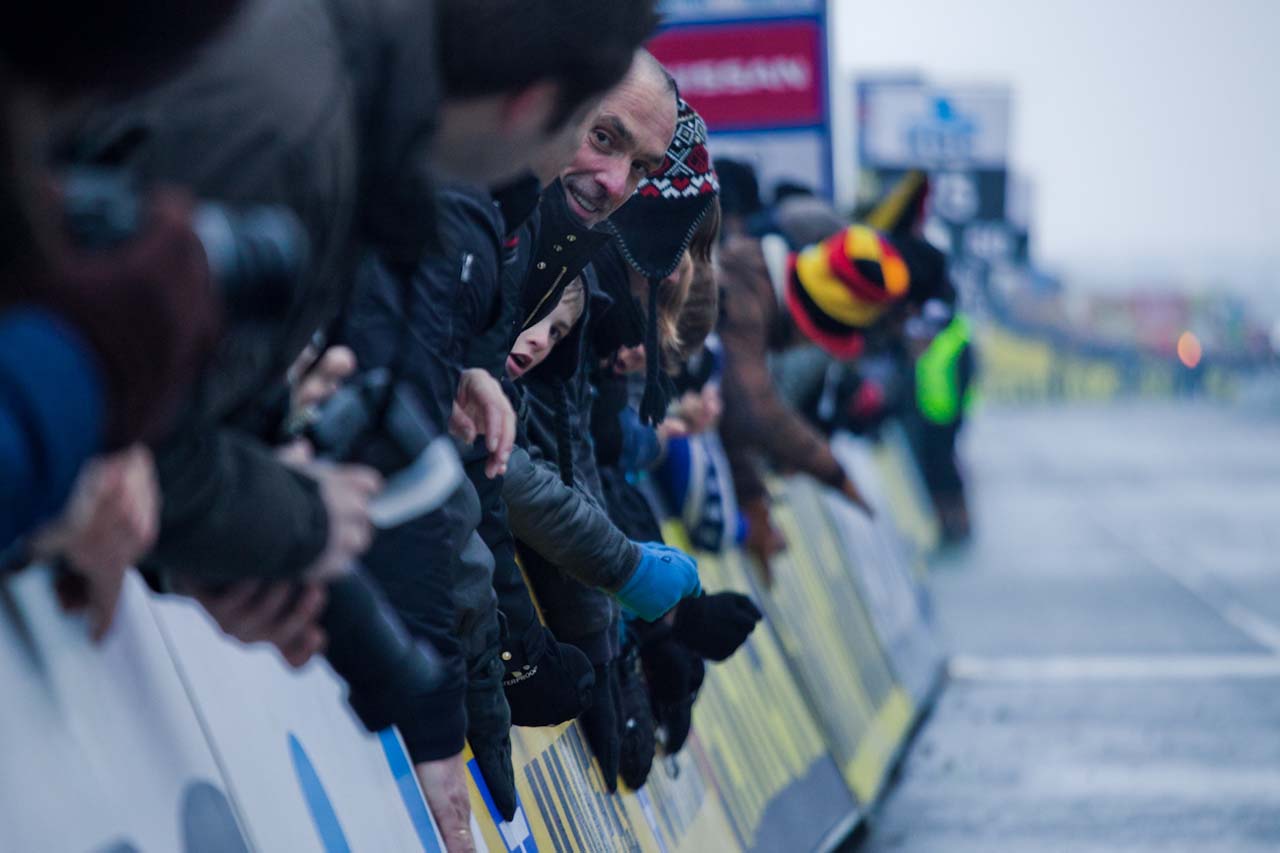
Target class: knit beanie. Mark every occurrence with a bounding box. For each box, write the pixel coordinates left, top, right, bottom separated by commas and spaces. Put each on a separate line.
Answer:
786, 224, 912, 359
606, 98, 719, 425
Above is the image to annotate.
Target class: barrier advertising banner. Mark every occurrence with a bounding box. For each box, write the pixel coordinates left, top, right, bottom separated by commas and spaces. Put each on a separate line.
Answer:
1, 439, 941, 852
651, 0, 833, 197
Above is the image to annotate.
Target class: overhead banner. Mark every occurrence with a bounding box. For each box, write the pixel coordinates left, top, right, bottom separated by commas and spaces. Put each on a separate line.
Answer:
651, 0, 833, 198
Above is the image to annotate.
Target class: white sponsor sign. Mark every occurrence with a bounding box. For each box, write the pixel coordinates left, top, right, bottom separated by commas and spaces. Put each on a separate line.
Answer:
860, 82, 1011, 170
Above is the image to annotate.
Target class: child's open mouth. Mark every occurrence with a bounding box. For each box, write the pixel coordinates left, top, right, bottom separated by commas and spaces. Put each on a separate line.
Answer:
507, 351, 533, 377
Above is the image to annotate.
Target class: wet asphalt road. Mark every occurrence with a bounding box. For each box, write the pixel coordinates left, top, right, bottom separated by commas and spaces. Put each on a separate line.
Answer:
859, 402, 1280, 853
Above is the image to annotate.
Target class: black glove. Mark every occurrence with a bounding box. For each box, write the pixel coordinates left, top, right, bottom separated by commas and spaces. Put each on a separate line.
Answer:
579, 661, 622, 793
639, 627, 705, 755
502, 624, 596, 727
672, 592, 763, 662
617, 647, 657, 791
467, 655, 517, 822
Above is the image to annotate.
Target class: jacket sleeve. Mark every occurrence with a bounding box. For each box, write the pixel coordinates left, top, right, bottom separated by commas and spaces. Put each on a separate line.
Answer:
343, 189, 503, 432
501, 446, 641, 593
148, 425, 328, 582
717, 238, 847, 502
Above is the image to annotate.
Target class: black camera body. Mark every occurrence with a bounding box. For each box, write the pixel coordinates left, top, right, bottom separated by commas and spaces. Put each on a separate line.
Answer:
306, 368, 463, 529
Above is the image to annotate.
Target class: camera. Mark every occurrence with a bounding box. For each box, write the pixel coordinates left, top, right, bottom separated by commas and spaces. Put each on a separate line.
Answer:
62, 168, 305, 323
306, 367, 464, 528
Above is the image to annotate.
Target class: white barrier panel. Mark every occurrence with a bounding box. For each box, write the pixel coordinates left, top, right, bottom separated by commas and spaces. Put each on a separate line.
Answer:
830, 434, 944, 704
0, 567, 444, 853
151, 596, 443, 853
0, 569, 247, 852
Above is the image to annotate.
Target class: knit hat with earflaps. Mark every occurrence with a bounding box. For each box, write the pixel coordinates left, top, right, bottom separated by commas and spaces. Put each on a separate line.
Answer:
606, 98, 719, 425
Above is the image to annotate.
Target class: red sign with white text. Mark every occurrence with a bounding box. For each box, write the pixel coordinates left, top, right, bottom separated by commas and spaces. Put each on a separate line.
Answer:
649, 20, 826, 131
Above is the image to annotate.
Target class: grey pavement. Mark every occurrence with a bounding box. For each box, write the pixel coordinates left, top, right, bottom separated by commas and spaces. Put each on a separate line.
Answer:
859, 402, 1280, 853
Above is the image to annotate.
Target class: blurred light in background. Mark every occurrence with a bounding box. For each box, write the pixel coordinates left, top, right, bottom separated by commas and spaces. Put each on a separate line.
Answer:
1177, 331, 1203, 369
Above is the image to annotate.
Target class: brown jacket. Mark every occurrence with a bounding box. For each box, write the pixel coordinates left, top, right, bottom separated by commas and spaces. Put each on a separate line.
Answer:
718, 235, 848, 504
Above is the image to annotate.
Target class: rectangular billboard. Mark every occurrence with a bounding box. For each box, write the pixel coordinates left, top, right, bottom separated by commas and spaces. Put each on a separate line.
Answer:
650, 3, 834, 197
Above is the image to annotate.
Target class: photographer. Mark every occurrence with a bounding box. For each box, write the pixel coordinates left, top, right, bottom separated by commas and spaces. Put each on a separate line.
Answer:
0, 0, 236, 612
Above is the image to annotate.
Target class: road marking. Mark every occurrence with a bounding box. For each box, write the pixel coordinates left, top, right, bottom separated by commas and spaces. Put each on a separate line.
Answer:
1220, 603, 1280, 654
1094, 523, 1280, 656
949, 653, 1280, 682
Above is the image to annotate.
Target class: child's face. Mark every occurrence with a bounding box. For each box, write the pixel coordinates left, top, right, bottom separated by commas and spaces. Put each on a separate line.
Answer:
507, 294, 582, 380
609, 344, 646, 376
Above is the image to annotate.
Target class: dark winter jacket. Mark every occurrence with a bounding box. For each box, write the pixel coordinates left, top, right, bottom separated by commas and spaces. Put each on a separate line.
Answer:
506, 368, 633, 665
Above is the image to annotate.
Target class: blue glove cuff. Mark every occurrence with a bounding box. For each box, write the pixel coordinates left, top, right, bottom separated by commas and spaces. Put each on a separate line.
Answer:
615, 542, 701, 622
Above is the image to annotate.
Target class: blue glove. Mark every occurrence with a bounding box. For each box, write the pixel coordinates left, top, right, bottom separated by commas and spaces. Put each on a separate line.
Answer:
615, 542, 701, 622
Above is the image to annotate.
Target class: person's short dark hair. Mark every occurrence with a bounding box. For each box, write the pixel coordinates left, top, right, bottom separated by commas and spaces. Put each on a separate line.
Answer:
438, 0, 661, 131
772, 181, 815, 205
714, 158, 763, 219
0, 0, 243, 99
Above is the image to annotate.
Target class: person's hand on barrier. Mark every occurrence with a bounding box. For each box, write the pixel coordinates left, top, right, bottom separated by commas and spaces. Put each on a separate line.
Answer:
617, 648, 657, 791
450, 368, 515, 479
32, 445, 159, 641
466, 656, 518, 822
671, 592, 763, 662
579, 661, 622, 794
839, 474, 876, 519
416, 753, 476, 853
180, 580, 328, 668
289, 344, 357, 419
742, 497, 785, 588
503, 624, 596, 727
614, 542, 701, 622
287, 460, 382, 582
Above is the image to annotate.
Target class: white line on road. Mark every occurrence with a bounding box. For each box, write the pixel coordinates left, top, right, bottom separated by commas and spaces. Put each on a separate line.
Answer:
949, 653, 1280, 682
1093, 523, 1280, 656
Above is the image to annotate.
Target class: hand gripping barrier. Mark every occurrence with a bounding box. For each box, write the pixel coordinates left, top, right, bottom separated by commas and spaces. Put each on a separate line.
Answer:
0, 433, 943, 852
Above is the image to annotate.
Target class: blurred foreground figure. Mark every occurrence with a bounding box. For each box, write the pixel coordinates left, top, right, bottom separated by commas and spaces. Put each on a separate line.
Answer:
0, 0, 237, 556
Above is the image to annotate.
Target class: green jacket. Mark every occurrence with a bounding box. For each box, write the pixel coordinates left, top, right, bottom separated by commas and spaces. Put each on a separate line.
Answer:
916, 314, 976, 426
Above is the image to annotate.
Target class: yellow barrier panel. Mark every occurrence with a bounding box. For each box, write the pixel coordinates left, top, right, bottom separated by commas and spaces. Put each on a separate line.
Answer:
868, 423, 941, 563
670, 526, 859, 852
459, 443, 943, 849
467, 721, 740, 853
755, 477, 916, 805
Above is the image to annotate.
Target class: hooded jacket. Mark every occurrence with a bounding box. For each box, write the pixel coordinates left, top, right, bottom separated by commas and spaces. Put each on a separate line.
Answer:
508, 292, 634, 665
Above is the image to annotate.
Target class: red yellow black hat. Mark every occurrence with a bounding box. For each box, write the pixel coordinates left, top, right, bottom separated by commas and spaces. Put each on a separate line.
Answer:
786, 224, 911, 358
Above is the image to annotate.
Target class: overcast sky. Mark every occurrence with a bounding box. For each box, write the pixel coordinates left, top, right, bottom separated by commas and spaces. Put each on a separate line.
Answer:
831, 0, 1280, 294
